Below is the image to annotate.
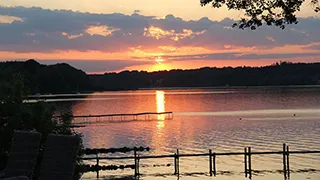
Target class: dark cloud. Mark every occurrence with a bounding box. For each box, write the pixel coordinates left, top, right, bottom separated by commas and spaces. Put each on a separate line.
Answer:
0, 6, 320, 53
304, 44, 320, 50
134, 52, 320, 61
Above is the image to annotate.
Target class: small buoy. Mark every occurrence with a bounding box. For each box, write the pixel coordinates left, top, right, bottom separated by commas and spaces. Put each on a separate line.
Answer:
293, 114, 296, 117
239, 117, 242, 120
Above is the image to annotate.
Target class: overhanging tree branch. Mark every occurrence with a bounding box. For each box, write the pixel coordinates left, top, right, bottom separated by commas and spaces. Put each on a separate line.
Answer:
200, 0, 319, 29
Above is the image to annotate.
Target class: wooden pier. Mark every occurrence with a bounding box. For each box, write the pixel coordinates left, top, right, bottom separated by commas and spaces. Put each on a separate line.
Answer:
83, 143, 320, 179
54, 111, 173, 124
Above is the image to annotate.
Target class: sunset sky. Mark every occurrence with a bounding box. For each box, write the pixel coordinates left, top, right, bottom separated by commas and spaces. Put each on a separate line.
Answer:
1, 0, 320, 73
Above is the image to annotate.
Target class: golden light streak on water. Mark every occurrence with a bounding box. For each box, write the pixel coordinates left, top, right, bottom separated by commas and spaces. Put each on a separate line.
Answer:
156, 90, 165, 121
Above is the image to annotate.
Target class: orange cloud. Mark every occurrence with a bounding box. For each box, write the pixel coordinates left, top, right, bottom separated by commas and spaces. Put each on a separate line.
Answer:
86, 25, 120, 36
61, 32, 83, 39
0, 50, 129, 60
0, 15, 23, 24
129, 46, 164, 58
158, 46, 177, 52
144, 26, 205, 41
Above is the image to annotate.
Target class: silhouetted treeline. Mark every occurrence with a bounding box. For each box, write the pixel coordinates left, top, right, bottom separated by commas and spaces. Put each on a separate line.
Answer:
0, 59, 91, 94
1, 60, 320, 94
91, 61, 320, 90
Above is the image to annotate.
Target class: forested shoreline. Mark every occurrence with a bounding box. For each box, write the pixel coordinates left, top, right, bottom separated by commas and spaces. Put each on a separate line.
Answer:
1, 60, 320, 94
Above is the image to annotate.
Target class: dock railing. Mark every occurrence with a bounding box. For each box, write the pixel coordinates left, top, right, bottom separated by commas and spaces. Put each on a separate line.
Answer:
82, 143, 320, 179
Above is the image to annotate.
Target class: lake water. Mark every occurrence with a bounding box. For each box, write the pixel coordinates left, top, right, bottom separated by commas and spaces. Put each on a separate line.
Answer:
56, 87, 320, 180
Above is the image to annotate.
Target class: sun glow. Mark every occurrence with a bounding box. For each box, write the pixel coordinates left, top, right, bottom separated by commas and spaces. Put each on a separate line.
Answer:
155, 56, 164, 64
156, 91, 165, 120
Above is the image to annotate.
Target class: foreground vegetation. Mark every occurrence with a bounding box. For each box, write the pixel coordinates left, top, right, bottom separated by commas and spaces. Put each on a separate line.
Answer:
0, 76, 83, 179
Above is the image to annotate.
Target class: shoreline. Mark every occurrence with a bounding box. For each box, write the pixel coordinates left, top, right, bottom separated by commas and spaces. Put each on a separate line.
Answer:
28, 85, 320, 98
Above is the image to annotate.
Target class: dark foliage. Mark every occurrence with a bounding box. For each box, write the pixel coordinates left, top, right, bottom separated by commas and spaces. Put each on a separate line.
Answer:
2, 60, 320, 92
200, 0, 319, 29
0, 77, 84, 179
83, 164, 136, 172
91, 61, 320, 90
0, 59, 92, 94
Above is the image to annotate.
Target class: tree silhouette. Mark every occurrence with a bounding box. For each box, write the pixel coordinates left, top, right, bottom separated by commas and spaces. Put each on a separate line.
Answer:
200, 0, 320, 29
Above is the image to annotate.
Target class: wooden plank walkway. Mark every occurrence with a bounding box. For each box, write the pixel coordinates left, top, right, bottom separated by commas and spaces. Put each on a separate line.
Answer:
82, 143, 320, 179
54, 111, 173, 124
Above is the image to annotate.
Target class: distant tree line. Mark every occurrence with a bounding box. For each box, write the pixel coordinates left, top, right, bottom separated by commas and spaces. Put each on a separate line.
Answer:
0, 59, 91, 94
1, 60, 320, 94
91, 61, 320, 90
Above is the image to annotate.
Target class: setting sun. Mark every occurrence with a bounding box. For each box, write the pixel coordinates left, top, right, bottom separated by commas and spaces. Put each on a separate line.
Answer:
148, 56, 170, 71
155, 56, 164, 64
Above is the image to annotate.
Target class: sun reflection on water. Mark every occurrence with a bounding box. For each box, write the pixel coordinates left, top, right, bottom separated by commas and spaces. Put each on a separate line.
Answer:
156, 90, 165, 120
153, 90, 166, 152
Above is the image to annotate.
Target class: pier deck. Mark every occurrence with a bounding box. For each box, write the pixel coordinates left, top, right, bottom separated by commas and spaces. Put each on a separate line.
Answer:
54, 111, 173, 124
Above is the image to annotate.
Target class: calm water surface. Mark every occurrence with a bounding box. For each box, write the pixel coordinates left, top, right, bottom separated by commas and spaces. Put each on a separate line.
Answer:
63, 88, 320, 180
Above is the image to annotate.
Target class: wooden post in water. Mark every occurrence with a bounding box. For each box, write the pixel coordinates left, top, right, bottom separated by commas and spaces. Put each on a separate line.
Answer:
174, 152, 177, 175
244, 147, 247, 177
286, 145, 290, 178
137, 155, 140, 176
213, 152, 216, 176
176, 149, 180, 175
134, 149, 138, 177
96, 153, 99, 178
283, 143, 287, 179
173, 149, 180, 175
248, 147, 252, 179
209, 149, 213, 176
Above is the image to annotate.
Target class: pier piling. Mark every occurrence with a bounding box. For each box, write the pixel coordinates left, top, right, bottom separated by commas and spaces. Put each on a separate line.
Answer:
213, 152, 216, 176
174, 149, 180, 175
287, 145, 290, 178
96, 153, 99, 178
248, 147, 252, 179
134, 149, 138, 177
209, 149, 213, 176
244, 147, 247, 177
283, 143, 287, 178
